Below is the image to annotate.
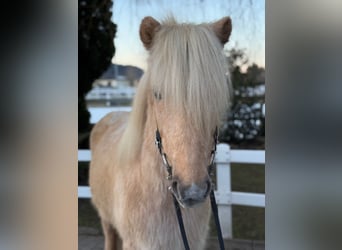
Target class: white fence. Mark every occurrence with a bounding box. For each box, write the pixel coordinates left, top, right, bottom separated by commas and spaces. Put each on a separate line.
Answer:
79, 107, 265, 239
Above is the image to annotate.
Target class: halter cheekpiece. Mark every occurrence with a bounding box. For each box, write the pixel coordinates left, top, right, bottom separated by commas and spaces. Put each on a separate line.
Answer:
155, 128, 173, 180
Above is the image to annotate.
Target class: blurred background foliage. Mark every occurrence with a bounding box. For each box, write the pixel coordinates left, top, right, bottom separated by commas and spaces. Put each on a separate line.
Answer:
220, 48, 265, 148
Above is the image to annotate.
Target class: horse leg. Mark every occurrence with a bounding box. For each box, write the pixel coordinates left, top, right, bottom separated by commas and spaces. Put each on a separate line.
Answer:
101, 220, 121, 250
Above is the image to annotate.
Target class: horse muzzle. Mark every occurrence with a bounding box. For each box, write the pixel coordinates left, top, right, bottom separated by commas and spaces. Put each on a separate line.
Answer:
170, 179, 211, 207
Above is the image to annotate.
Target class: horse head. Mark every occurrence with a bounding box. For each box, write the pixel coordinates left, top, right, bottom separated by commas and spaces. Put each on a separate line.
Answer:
139, 16, 232, 207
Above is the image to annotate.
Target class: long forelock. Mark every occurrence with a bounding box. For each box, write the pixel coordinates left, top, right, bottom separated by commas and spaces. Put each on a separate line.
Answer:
148, 18, 232, 137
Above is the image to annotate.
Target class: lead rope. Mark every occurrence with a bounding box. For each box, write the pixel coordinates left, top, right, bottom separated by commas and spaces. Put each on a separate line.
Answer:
155, 127, 225, 250
173, 195, 190, 250
210, 190, 225, 250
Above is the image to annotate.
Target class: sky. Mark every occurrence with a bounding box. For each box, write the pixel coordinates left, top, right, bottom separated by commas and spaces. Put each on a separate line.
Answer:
111, 0, 265, 71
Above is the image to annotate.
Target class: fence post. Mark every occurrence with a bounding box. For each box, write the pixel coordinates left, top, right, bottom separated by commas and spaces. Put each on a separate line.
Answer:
214, 143, 233, 239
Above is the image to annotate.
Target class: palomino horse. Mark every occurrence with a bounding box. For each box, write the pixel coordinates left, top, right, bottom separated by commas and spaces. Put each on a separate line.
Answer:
89, 16, 232, 250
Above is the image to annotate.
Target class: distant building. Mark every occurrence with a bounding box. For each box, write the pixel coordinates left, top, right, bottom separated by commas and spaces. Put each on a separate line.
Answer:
86, 84, 135, 100
93, 75, 130, 88
86, 64, 143, 107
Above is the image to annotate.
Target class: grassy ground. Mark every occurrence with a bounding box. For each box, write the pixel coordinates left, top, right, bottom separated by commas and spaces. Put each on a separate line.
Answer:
79, 162, 264, 240
231, 163, 265, 240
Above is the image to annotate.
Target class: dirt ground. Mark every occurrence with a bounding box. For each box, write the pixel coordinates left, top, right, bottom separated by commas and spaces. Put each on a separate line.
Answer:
78, 226, 264, 250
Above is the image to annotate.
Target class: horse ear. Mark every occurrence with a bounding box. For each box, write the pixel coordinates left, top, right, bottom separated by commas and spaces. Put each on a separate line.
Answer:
211, 16, 232, 45
140, 16, 161, 50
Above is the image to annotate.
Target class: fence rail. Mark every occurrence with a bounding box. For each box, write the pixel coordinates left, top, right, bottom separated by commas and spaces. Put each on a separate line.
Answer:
78, 106, 265, 239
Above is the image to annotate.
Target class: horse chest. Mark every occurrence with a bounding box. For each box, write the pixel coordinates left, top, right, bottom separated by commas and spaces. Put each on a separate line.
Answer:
117, 190, 210, 250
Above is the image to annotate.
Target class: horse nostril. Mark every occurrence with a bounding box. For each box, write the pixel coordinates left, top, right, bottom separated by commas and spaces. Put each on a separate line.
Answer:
179, 181, 210, 201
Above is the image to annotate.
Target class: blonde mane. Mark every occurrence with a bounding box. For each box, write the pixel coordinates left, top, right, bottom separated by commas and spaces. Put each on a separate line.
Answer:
117, 17, 232, 164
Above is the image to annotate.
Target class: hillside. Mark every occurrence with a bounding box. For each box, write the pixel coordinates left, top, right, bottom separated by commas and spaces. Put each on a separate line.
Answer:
100, 64, 144, 81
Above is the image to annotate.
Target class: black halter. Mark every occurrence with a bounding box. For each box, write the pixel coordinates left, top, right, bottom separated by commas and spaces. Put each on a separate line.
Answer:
155, 129, 173, 180
155, 127, 225, 250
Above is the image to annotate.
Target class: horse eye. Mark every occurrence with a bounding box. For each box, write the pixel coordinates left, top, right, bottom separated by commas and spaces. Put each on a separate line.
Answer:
154, 92, 162, 100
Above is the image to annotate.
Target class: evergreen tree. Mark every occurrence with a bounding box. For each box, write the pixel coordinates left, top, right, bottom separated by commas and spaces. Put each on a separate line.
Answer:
78, 0, 116, 135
